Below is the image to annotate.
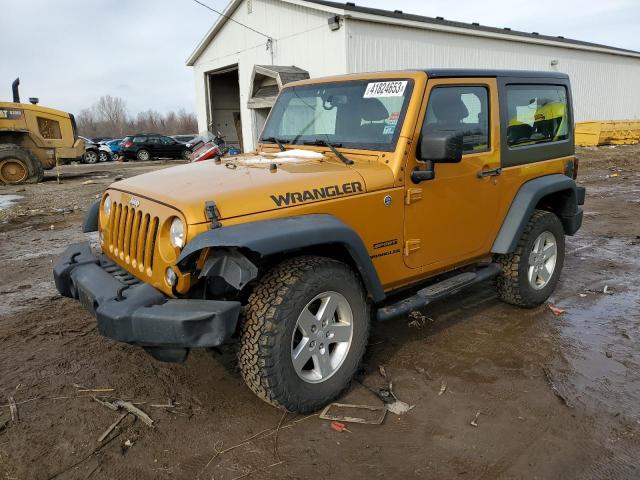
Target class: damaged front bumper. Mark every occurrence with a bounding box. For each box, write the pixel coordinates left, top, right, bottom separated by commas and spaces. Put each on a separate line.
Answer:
53, 242, 241, 363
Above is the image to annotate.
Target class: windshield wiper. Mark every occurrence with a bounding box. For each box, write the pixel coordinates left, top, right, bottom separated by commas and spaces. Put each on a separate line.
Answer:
262, 136, 287, 152
303, 139, 353, 165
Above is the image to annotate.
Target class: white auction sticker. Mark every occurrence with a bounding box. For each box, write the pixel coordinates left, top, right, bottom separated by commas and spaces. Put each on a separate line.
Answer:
363, 81, 408, 98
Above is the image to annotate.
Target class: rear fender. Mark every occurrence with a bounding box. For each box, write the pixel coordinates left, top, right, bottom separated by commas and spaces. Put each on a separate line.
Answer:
492, 174, 584, 254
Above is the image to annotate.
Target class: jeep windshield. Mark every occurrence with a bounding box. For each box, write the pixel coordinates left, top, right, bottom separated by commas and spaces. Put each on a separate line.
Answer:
260, 79, 414, 152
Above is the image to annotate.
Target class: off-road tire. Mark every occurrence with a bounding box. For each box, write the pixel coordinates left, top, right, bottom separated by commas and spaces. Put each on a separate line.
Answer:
0, 143, 44, 184
136, 149, 151, 161
495, 209, 565, 308
239, 256, 370, 412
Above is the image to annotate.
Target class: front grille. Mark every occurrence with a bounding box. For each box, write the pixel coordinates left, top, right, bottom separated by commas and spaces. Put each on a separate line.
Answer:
105, 201, 159, 277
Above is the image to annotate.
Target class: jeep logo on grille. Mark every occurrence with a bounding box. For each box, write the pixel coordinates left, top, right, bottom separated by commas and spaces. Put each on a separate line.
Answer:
129, 197, 140, 208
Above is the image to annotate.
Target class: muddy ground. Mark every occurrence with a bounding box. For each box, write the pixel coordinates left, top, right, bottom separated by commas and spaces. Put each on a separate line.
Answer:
0, 148, 639, 480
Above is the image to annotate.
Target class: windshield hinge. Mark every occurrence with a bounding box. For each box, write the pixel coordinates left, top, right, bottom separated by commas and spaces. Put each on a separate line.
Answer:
404, 239, 421, 256
204, 201, 222, 229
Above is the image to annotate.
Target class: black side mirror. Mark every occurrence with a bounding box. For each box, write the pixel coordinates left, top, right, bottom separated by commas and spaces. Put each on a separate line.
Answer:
412, 131, 464, 183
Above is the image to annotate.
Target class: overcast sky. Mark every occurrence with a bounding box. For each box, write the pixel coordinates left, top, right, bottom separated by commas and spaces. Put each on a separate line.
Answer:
1, 0, 638, 116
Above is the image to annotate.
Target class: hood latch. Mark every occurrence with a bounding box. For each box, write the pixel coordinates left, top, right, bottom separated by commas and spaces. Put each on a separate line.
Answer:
204, 201, 222, 229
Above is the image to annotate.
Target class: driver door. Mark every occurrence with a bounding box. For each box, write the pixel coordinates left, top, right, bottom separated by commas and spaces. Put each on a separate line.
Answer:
403, 78, 502, 271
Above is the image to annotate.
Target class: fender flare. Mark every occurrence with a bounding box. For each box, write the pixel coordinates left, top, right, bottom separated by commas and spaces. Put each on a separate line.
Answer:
492, 174, 581, 254
177, 214, 385, 302
82, 199, 100, 233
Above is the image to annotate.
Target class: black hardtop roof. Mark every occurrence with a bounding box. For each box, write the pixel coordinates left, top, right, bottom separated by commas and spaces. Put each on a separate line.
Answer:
424, 69, 570, 79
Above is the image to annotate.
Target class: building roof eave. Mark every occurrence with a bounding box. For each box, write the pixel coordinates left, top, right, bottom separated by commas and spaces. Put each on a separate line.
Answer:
186, 0, 245, 66
187, 0, 640, 67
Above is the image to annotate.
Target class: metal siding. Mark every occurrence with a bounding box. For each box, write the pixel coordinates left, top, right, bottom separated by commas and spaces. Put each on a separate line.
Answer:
193, 0, 348, 150
346, 20, 640, 121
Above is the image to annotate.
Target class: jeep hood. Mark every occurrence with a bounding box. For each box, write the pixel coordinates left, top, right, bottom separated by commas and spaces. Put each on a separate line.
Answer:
110, 152, 393, 223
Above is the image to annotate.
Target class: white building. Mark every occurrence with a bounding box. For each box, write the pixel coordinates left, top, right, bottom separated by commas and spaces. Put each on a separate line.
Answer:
187, 0, 640, 151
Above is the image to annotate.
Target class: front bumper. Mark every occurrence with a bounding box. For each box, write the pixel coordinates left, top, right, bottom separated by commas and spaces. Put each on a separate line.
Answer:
53, 242, 241, 362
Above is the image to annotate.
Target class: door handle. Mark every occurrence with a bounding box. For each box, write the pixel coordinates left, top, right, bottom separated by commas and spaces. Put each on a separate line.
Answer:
477, 167, 502, 178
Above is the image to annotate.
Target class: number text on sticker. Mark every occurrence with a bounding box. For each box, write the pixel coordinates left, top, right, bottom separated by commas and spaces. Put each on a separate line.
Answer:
363, 81, 408, 98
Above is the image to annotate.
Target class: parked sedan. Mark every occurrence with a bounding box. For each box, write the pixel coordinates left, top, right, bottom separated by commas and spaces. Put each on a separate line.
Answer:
121, 134, 189, 161
103, 138, 123, 155
171, 134, 198, 144
79, 136, 101, 164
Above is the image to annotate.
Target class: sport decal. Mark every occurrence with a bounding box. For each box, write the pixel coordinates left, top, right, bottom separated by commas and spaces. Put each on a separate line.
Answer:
373, 239, 398, 250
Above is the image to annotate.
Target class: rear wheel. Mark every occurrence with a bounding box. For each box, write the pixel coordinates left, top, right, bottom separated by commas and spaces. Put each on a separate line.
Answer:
0, 144, 44, 184
136, 149, 151, 161
239, 256, 370, 412
98, 150, 110, 162
495, 209, 565, 307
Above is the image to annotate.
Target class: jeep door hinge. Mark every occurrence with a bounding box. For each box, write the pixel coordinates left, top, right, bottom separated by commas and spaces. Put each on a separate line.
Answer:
404, 239, 421, 256
405, 188, 423, 205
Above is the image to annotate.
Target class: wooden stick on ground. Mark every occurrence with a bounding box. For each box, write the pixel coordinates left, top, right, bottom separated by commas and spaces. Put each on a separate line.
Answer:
8, 397, 18, 422
113, 400, 154, 427
92, 396, 118, 411
230, 460, 285, 480
98, 412, 128, 443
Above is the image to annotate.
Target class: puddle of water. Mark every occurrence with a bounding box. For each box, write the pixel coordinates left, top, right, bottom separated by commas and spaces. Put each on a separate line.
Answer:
0, 194, 23, 210
559, 288, 640, 417
557, 237, 640, 418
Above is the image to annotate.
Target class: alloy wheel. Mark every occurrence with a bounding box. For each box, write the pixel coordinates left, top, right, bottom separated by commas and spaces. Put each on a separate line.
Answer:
527, 231, 558, 290
291, 291, 354, 384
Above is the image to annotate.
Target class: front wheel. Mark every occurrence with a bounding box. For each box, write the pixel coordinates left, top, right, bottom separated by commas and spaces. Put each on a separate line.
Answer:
98, 150, 110, 162
239, 256, 370, 413
83, 150, 99, 164
495, 209, 565, 308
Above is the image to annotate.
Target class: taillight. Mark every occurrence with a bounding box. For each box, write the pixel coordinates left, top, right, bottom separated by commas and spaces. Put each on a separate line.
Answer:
123, 140, 133, 148
565, 157, 579, 179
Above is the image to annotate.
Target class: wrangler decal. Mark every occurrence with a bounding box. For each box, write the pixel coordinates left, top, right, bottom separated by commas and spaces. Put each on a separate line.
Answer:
370, 248, 401, 259
270, 182, 363, 207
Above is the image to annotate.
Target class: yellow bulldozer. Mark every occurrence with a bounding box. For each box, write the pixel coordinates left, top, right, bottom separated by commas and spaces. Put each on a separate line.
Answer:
0, 78, 85, 184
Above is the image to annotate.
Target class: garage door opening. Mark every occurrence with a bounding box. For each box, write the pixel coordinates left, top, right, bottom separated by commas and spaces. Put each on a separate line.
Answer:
206, 67, 243, 151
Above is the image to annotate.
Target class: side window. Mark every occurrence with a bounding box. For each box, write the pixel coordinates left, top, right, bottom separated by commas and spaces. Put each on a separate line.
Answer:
133, 136, 146, 143
423, 86, 489, 153
506, 85, 568, 147
160, 136, 173, 144
37, 117, 62, 139
146, 136, 160, 144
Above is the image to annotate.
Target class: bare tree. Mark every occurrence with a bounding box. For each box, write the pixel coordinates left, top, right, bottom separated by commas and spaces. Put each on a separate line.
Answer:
94, 95, 129, 136
76, 108, 98, 137
76, 95, 198, 138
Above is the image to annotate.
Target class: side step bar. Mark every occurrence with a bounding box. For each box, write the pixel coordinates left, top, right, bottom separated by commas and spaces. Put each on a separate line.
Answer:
376, 263, 502, 322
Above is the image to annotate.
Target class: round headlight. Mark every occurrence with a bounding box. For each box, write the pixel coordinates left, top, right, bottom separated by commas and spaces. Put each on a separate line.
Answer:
165, 267, 177, 287
169, 217, 185, 249
103, 194, 111, 217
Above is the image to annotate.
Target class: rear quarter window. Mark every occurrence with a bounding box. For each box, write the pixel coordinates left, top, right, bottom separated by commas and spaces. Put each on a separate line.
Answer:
506, 85, 569, 147
499, 80, 573, 167
132, 136, 146, 143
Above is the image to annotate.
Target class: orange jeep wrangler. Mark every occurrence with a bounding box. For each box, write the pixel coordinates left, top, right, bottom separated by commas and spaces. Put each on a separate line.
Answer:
54, 69, 584, 412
